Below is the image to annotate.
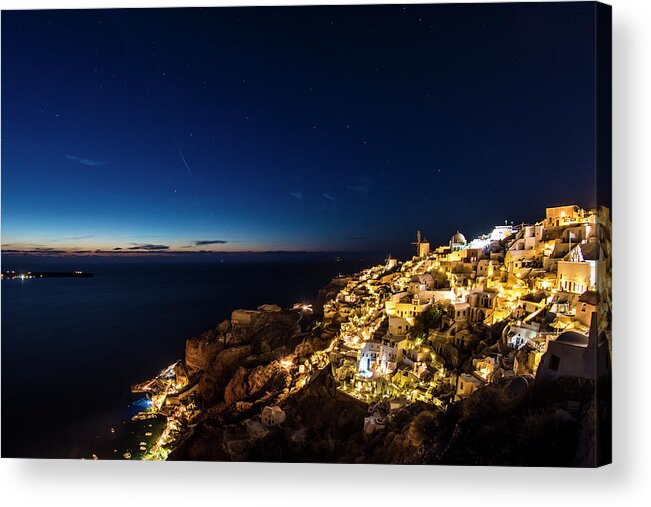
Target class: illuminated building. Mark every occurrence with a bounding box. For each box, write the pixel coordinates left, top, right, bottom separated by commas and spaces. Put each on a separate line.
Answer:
412, 230, 430, 258
557, 241, 603, 294
358, 338, 397, 377
449, 230, 467, 252
545, 205, 587, 226
455, 373, 485, 401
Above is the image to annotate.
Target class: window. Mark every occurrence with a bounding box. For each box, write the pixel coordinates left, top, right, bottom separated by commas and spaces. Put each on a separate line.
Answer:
550, 354, 560, 371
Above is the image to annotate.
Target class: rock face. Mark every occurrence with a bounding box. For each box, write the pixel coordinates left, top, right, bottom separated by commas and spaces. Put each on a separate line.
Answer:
197, 344, 254, 404
182, 306, 303, 406
224, 364, 292, 407
313, 277, 349, 317
257, 303, 281, 312
185, 320, 232, 372
186, 339, 221, 372
166, 301, 318, 461
246, 311, 301, 353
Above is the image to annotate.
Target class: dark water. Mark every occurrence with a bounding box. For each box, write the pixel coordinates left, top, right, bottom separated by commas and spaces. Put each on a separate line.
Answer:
1, 256, 376, 458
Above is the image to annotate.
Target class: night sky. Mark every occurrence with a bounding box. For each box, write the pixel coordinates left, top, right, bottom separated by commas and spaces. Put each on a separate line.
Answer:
2, 3, 598, 260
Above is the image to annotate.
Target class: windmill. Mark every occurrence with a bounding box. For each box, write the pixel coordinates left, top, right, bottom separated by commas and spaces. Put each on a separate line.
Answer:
412, 230, 422, 253
412, 230, 430, 257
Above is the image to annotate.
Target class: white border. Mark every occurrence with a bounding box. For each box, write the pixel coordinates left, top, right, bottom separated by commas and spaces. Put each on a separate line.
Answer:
1, 0, 650, 505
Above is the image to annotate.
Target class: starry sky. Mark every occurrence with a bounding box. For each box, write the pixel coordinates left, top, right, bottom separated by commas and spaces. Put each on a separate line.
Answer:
2, 3, 599, 260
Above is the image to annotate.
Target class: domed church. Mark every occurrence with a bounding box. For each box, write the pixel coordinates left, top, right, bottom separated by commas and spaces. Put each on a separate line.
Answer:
449, 230, 467, 252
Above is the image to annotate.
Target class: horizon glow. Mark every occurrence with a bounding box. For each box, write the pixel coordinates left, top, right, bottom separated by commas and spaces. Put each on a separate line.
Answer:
2, 5, 598, 260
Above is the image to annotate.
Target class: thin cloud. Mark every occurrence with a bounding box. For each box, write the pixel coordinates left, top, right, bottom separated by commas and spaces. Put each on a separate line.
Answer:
289, 191, 304, 201
65, 234, 95, 240
345, 177, 373, 195
322, 192, 336, 201
65, 154, 107, 167
128, 244, 170, 251
2, 248, 68, 255
194, 240, 228, 246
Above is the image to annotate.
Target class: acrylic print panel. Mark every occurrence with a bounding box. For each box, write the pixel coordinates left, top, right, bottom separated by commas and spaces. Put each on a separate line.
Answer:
0, 2, 611, 466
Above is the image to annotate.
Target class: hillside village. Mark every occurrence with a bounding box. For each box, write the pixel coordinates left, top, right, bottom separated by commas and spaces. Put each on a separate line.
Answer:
325, 204, 612, 429
129, 204, 612, 462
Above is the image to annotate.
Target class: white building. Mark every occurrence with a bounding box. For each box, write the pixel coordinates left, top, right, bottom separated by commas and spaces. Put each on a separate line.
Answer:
557, 241, 602, 294
466, 289, 498, 323
448, 301, 469, 323
504, 322, 541, 349
388, 316, 410, 337
455, 373, 485, 401
505, 228, 539, 274
476, 259, 496, 278
363, 411, 387, 434
358, 339, 397, 377
261, 406, 286, 426
490, 224, 517, 241
385, 293, 432, 324
385, 255, 398, 271
473, 356, 499, 381
449, 230, 467, 252
576, 290, 599, 327
536, 314, 610, 382
408, 273, 434, 294
545, 205, 586, 227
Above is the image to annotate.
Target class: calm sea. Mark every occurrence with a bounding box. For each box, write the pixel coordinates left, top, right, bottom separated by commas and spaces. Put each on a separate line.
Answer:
1, 255, 377, 458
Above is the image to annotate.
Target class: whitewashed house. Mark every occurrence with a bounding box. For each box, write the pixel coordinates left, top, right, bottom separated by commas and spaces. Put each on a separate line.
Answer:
261, 406, 286, 426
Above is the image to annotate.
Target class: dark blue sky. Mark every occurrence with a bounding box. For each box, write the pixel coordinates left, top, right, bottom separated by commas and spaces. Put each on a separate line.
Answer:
2, 3, 597, 259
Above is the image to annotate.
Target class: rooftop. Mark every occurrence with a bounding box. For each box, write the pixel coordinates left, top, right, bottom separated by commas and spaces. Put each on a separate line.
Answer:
578, 290, 599, 306
451, 230, 467, 244
555, 330, 589, 348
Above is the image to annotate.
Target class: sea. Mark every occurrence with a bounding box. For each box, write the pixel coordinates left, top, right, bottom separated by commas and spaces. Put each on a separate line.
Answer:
1, 254, 380, 459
